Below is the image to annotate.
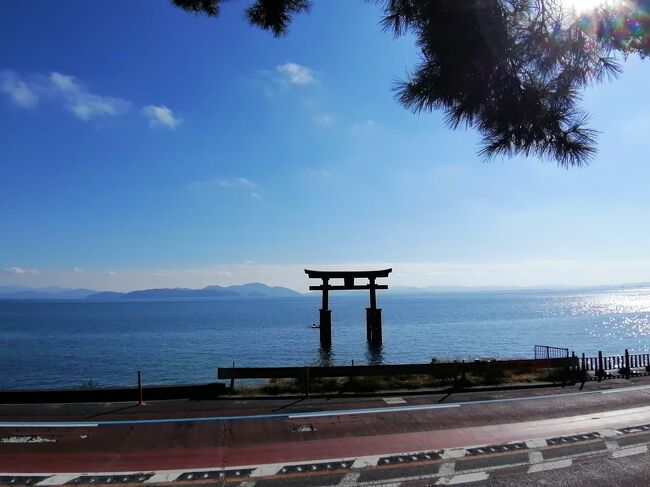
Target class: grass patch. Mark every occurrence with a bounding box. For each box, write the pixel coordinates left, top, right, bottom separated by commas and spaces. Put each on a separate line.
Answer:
228, 364, 584, 395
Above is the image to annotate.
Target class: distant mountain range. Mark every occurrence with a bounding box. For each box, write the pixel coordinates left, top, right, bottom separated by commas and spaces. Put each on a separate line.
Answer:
2, 281, 649, 301
0, 283, 301, 300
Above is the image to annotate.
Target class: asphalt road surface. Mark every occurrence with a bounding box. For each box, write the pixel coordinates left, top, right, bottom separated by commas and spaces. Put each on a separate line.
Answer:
2, 378, 650, 485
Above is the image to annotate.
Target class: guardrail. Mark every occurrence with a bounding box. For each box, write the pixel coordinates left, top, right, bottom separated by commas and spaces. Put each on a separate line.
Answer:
580, 350, 650, 380
218, 357, 579, 393
534, 345, 569, 359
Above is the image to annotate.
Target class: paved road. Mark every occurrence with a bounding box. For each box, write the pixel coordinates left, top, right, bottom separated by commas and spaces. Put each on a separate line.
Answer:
2, 378, 650, 485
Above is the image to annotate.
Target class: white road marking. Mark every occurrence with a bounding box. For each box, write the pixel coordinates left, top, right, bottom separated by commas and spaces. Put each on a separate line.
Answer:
437, 472, 489, 485
352, 455, 382, 469
383, 397, 407, 404
612, 445, 648, 458
604, 440, 619, 451
525, 438, 548, 449
438, 462, 456, 476
145, 471, 185, 483
598, 429, 620, 438
528, 458, 572, 473
441, 448, 466, 460
36, 474, 78, 486
1, 436, 55, 443
601, 385, 650, 394
288, 403, 459, 419
249, 465, 283, 478
338, 471, 361, 486
529, 451, 544, 464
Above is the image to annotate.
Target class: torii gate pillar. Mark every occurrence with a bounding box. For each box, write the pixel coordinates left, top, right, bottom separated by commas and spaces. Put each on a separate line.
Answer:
366, 277, 382, 343
305, 269, 392, 348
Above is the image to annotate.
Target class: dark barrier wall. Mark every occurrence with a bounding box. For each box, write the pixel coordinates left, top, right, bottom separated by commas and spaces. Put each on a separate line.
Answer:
0, 382, 226, 404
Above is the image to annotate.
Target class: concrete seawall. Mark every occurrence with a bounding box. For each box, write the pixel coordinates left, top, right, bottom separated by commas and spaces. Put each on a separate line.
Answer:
0, 382, 226, 404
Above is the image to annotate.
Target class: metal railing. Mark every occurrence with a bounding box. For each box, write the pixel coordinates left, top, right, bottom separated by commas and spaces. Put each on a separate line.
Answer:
534, 345, 569, 359
580, 350, 650, 380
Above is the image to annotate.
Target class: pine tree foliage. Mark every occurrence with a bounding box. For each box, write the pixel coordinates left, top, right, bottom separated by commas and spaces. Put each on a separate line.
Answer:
172, 0, 649, 166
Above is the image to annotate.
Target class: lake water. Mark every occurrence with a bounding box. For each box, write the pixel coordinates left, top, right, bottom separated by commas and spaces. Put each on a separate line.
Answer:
1, 288, 650, 390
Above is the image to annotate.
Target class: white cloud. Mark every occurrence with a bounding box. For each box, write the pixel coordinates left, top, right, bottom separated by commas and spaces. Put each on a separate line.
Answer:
72, 267, 85, 273
352, 119, 377, 132
106, 271, 116, 276
250, 192, 263, 199
306, 168, 331, 178
142, 105, 181, 130
3, 267, 39, 275
190, 177, 258, 191
0, 71, 39, 108
276, 62, 316, 85
312, 113, 334, 127
49, 72, 131, 120
0, 70, 180, 128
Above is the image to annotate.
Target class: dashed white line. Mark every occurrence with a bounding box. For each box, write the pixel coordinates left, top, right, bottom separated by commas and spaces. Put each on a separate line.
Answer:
525, 438, 548, 449
612, 445, 648, 458
438, 462, 456, 476
338, 471, 361, 486
441, 448, 466, 460
437, 472, 489, 485
528, 451, 544, 464
145, 471, 184, 483
248, 465, 282, 478
528, 458, 572, 473
352, 455, 382, 469
36, 474, 78, 486
598, 429, 620, 438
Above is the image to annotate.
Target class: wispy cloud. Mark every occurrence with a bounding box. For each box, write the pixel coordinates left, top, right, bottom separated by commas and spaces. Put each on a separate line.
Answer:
351, 119, 377, 132
190, 177, 262, 199
312, 113, 334, 127
0, 69, 179, 128
0, 71, 39, 108
72, 267, 85, 273
306, 168, 331, 179
49, 72, 131, 120
142, 105, 181, 130
3, 266, 39, 275
276, 62, 317, 85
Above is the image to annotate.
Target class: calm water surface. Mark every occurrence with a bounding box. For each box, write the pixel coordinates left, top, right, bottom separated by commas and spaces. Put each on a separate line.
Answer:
1, 288, 650, 389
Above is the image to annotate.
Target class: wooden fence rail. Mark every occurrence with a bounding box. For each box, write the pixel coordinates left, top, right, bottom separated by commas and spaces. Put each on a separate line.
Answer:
218, 357, 578, 385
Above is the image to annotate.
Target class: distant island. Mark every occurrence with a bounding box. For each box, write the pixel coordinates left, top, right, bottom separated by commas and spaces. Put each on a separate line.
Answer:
0, 283, 301, 301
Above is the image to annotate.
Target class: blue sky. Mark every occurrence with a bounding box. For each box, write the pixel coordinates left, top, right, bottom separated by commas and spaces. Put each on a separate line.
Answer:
1, 0, 650, 291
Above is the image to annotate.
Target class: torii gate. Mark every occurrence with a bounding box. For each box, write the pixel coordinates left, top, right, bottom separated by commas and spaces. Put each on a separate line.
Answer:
305, 268, 392, 348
